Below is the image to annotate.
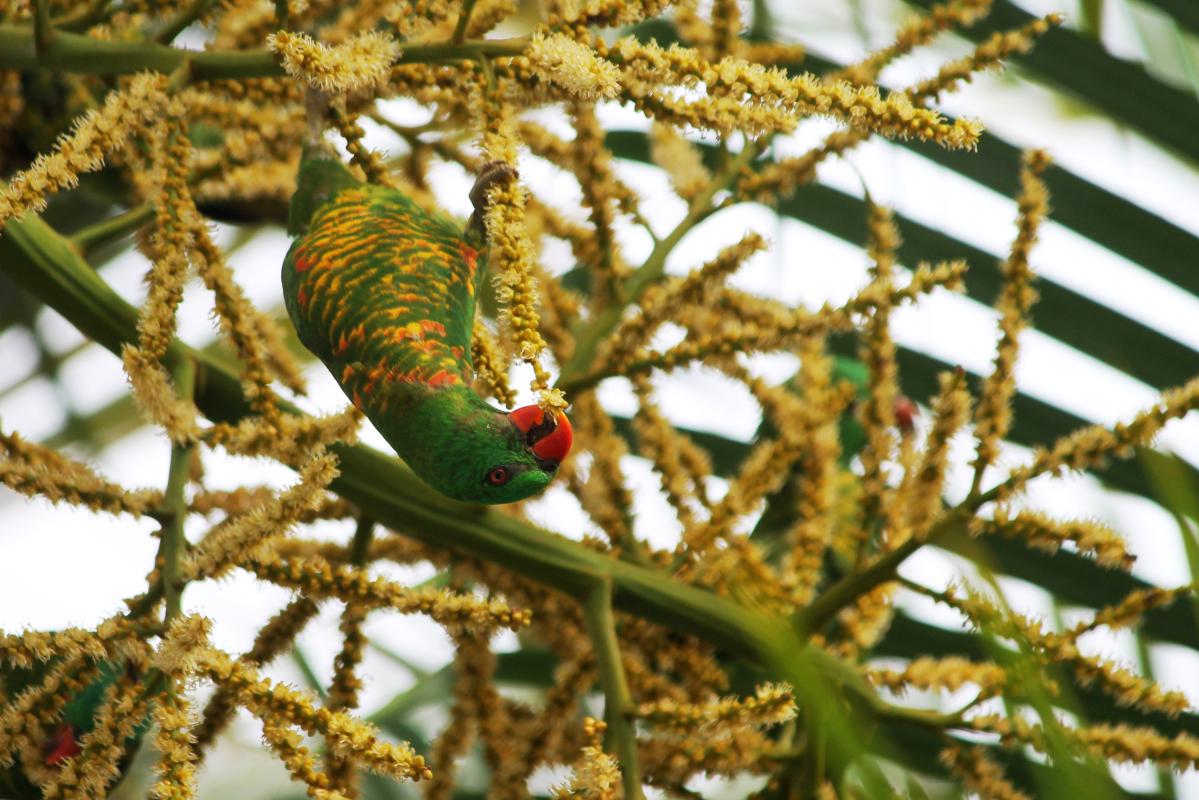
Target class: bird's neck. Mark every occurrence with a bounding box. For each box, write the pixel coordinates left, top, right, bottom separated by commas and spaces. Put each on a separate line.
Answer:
369, 383, 498, 472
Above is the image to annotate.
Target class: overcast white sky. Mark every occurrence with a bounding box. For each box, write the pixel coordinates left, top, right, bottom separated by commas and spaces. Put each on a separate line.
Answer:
2, 0, 1199, 796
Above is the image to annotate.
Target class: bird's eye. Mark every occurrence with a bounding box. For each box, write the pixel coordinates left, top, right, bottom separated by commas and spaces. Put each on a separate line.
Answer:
486, 467, 510, 486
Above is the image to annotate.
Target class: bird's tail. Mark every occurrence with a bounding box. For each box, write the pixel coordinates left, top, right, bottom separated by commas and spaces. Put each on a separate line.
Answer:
287, 89, 359, 237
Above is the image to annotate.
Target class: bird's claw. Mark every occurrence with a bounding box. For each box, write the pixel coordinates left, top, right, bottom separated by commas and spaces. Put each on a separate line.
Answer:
469, 161, 518, 214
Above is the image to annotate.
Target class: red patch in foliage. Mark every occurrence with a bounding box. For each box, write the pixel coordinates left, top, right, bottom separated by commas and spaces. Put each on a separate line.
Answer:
45, 724, 80, 766
894, 396, 917, 432
296, 287, 309, 309
294, 253, 314, 273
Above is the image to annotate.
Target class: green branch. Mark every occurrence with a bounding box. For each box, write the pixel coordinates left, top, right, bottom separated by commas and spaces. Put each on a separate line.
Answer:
70, 204, 153, 255
582, 577, 644, 800
451, 0, 479, 44
33, 0, 51, 56
153, 0, 219, 44
160, 358, 196, 623
0, 25, 527, 79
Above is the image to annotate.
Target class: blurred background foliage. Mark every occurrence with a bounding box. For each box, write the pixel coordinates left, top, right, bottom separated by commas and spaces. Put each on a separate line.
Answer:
1, 0, 1199, 797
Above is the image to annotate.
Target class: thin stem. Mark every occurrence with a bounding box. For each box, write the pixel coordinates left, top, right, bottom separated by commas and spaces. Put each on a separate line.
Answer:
0, 25, 527, 79
70, 204, 154, 255
52, 0, 113, 31
347, 516, 375, 566
451, 0, 479, 44
290, 644, 330, 700
581, 577, 644, 800
274, 0, 289, 29
159, 358, 196, 623
153, 0, 218, 44
33, 0, 52, 55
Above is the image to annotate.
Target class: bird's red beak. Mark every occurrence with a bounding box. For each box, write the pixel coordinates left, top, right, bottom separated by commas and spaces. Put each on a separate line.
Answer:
509, 405, 573, 465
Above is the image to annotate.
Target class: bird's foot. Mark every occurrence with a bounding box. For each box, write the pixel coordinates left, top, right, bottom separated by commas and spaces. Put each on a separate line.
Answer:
469, 161, 518, 215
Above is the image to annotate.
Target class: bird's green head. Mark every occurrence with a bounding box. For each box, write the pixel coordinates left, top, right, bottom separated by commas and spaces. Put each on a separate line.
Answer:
402, 394, 573, 505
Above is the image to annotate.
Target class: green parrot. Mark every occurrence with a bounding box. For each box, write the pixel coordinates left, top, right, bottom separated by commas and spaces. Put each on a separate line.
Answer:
0, 660, 147, 800
749, 356, 916, 551
281, 148, 572, 505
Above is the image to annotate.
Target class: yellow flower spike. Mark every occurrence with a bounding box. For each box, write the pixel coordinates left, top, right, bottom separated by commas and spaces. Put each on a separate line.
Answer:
571, 393, 638, 549
198, 649, 431, 782
204, 407, 361, 466
424, 627, 510, 800
551, 717, 621, 799
150, 688, 198, 800
636, 683, 796, 735
632, 376, 710, 529
40, 664, 149, 799
940, 585, 1191, 718
869, 656, 1007, 697
0, 655, 102, 772
0, 73, 167, 227
246, 551, 531, 631
648, 121, 711, 204
940, 745, 1031, 800
911, 14, 1064, 100
903, 370, 971, 539
600, 232, 765, 374
1075, 723, 1199, 770
526, 32, 621, 101
1070, 585, 1194, 638
154, 615, 213, 679
329, 101, 395, 188
470, 319, 518, 409
489, 652, 597, 796
268, 30, 401, 93
192, 597, 320, 755
0, 427, 162, 516
261, 719, 352, 800
614, 38, 982, 147
779, 338, 846, 605
603, 259, 967, 386
973, 508, 1133, 571
972, 149, 1051, 482
998, 374, 1199, 504
855, 202, 902, 555
183, 451, 341, 581
835, 0, 995, 85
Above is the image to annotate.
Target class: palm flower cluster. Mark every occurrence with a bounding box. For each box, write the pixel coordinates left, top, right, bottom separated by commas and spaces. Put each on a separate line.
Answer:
0, 0, 1197, 798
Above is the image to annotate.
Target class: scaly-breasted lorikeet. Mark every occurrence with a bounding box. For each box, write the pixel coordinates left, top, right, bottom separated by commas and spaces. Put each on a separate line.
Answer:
282, 149, 571, 504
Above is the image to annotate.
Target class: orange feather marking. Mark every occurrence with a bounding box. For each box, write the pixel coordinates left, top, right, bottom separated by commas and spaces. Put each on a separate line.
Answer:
427, 369, 460, 387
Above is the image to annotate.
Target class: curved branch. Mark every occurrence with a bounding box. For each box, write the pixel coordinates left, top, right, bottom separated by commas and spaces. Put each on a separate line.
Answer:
0, 24, 527, 80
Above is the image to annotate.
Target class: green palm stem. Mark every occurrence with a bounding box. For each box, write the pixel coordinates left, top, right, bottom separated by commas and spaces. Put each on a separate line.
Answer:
582, 577, 644, 800
159, 358, 196, 624
69, 204, 154, 256
0, 211, 969, 782
32, 0, 51, 55
153, 0, 219, 44
451, 0, 480, 43
0, 24, 528, 79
